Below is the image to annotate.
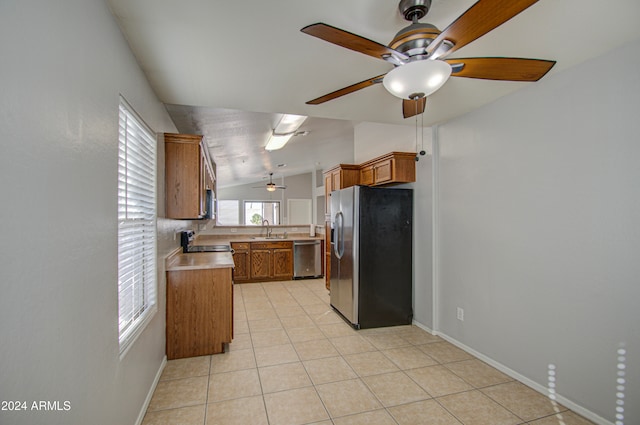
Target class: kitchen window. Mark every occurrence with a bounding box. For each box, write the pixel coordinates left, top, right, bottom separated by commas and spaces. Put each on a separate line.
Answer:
117, 97, 157, 356
244, 201, 280, 225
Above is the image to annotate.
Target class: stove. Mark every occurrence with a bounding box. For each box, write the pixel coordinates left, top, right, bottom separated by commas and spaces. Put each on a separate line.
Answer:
180, 230, 233, 253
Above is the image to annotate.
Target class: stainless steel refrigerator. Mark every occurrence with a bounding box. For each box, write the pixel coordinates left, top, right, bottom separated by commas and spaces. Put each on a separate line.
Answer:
330, 185, 413, 329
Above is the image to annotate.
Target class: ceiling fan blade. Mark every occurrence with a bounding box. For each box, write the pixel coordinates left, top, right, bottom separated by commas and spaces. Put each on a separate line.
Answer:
402, 97, 427, 119
446, 57, 555, 81
301, 23, 406, 62
306, 74, 386, 105
427, 0, 539, 58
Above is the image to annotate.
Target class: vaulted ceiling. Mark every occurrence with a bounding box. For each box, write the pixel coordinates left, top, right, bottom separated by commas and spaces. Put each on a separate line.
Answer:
107, 0, 640, 187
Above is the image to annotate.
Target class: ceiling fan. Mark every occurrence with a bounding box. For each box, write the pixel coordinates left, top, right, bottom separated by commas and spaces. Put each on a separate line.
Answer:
252, 173, 287, 192
301, 0, 556, 119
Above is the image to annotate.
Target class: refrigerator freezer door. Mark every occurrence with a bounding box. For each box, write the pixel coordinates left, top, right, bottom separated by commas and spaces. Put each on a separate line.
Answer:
330, 186, 357, 325
356, 186, 413, 328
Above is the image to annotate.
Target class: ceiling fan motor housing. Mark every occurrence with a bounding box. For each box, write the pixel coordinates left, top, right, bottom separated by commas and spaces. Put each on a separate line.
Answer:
391, 22, 444, 58
392, 0, 452, 60
399, 0, 431, 21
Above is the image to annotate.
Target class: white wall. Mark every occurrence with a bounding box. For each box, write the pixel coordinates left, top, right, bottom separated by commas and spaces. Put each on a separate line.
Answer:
354, 121, 420, 163
435, 38, 640, 423
0, 1, 190, 424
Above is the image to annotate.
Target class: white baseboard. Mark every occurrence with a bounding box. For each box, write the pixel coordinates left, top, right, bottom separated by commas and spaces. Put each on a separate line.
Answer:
412, 320, 613, 425
412, 320, 434, 334
135, 356, 167, 425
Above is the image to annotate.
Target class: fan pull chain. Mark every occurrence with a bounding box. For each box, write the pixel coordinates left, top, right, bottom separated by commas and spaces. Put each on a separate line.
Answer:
420, 109, 426, 156
415, 103, 420, 161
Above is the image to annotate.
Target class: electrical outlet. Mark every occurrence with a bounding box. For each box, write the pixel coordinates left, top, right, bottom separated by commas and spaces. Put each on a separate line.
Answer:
457, 307, 464, 321
229, 228, 237, 233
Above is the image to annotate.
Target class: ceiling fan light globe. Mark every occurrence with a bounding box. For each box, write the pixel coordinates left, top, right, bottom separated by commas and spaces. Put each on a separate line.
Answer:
383, 59, 452, 100
428, 73, 444, 88
390, 81, 405, 94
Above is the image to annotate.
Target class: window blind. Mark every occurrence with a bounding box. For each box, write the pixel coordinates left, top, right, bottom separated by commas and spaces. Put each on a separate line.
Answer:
117, 97, 157, 354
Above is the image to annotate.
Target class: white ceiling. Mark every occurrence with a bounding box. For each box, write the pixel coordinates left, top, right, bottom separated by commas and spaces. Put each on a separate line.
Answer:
107, 0, 640, 188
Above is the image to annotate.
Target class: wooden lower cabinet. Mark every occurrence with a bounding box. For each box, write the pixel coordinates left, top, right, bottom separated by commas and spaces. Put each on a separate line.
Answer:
166, 267, 233, 360
273, 248, 293, 280
232, 241, 293, 283
231, 242, 249, 281
250, 248, 272, 280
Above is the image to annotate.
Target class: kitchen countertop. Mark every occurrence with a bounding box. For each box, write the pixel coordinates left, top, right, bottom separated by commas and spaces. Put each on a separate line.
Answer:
166, 250, 235, 271
166, 233, 324, 272
193, 234, 324, 245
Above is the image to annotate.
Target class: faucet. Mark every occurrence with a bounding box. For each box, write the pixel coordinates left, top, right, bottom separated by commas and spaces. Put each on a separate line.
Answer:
262, 219, 271, 237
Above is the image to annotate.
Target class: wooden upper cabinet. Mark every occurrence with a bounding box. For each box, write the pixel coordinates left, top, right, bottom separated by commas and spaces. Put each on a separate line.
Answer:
164, 133, 216, 219
359, 165, 374, 186
323, 152, 416, 211
359, 152, 416, 186
323, 164, 361, 215
324, 173, 333, 215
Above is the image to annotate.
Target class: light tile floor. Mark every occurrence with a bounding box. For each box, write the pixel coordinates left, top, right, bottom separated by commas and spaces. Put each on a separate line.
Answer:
143, 278, 595, 425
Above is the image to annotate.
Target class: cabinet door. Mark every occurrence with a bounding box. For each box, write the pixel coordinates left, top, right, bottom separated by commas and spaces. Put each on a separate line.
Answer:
199, 150, 207, 217
250, 249, 271, 280
273, 248, 293, 280
324, 173, 332, 215
374, 159, 393, 184
331, 170, 341, 191
166, 268, 232, 359
165, 139, 201, 219
360, 165, 374, 186
231, 245, 249, 282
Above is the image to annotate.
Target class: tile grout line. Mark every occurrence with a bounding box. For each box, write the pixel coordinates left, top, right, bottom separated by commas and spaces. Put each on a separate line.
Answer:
242, 280, 272, 425
280, 279, 335, 425
245, 278, 341, 425
201, 355, 213, 425
294, 280, 401, 424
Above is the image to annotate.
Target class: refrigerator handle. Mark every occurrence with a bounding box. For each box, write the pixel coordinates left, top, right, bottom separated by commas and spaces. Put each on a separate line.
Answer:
334, 211, 344, 259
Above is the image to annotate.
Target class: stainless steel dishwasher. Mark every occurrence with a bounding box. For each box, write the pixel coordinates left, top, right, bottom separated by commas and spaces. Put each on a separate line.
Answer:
293, 240, 322, 279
